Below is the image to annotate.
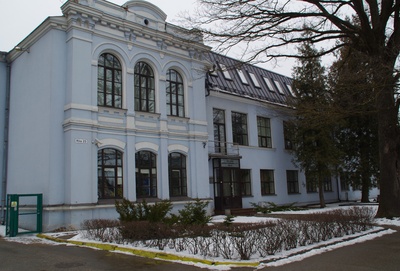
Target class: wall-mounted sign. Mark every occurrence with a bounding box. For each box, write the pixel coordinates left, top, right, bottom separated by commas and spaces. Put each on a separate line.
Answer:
75, 139, 88, 144
220, 158, 240, 168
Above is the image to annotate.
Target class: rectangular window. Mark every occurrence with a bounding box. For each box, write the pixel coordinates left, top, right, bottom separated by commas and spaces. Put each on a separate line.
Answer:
239, 169, 252, 196
306, 177, 318, 193
260, 170, 275, 195
263, 77, 275, 91
232, 112, 248, 146
324, 176, 333, 192
283, 121, 293, 150
340, 172, 350, 191
274, 80, 285, 94
257, 116, 272, 148
249, 72, 261, 88
287, 170, 299, 194
237, 69, 249, 84
219, 63, 232, 80
286, 83, 295, 96
213, 108, 226, 153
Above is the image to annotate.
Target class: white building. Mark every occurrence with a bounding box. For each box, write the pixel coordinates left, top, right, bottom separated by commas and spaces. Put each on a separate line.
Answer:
0, 0, 378, 231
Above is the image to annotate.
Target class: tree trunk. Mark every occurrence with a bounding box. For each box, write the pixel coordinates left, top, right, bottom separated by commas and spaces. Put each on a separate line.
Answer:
361, 174, 370, 203
318, 177, 326, 208
375, 83, 400, 217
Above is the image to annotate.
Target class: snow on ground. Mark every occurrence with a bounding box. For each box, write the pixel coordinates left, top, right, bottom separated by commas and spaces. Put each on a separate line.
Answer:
1, 204, 400, 270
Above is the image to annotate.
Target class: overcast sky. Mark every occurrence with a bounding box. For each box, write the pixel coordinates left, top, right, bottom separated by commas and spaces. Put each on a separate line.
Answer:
0, 0, 293, 76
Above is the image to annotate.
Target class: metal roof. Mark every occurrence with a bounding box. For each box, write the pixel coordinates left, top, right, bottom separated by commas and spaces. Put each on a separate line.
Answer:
207, 52, 294, 107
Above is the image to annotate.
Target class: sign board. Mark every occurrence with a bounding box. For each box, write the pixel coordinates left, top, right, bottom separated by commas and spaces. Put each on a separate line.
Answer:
220, 158, 240, 168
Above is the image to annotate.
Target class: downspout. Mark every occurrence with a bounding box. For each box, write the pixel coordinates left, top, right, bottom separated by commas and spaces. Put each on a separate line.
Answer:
1, 54, 10, 224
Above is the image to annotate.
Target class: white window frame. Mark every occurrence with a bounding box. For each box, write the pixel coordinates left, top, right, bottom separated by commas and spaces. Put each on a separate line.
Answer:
237, 69, 249, 84
263, 77, 275, 91
219, 63, 232, 80
249, 72, 261, 88
274, 80, 285, 94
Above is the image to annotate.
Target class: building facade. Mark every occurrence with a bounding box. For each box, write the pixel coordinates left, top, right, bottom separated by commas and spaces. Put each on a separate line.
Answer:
0, 0, 378, 231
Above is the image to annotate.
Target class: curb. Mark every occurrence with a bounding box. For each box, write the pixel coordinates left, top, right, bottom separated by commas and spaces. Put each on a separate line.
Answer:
36, 233, 259, 267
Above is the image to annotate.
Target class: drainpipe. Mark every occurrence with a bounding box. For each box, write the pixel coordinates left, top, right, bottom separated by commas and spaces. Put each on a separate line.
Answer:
1, 54, 10, 224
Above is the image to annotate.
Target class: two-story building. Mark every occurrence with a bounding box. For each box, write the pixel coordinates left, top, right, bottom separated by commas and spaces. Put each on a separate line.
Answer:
0, 0, 378, 231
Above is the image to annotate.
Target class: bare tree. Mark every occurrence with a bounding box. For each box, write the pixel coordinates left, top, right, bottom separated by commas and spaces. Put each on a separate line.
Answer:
186, 0, 400, 217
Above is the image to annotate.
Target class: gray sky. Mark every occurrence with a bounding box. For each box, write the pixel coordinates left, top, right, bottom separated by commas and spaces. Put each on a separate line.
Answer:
0, 0, 292, 76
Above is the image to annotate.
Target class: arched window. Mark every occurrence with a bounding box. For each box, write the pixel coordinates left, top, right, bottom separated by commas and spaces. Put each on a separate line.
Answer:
134, 62, 155, 113
97, 53, 122, 108
98, 148, 123, 199
135, 151, 157, 198
166, 69, 184, 117
168, 152, 187, 197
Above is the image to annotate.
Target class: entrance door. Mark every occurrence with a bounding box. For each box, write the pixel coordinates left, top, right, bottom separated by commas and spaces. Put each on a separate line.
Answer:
214, 167, 242, 211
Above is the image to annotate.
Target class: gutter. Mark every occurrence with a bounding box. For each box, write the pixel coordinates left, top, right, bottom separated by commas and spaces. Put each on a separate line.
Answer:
1, 53, 10, 224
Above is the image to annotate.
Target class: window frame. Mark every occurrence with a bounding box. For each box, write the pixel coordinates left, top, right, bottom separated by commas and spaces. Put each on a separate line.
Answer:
237, 69, 249, 84
324, 176, 333, 192
260, 169, 275, 195
231, 111, 248, 146
219, 63, 232, 80
257, 116, 272, 148
97, 148, 123, 200
249, 72, 261, 88
286, 170, 299, 194
283, 121, 293, 150
239, 169, 252, 196
213, 108, 227, 153
166, 69, 185, 117
134, 62, 155, 113
97, 53, 122, 108
135, 151, 157, 198
306, 177, 318, 193
168, 152, 187, 197
274, 80, 285, 95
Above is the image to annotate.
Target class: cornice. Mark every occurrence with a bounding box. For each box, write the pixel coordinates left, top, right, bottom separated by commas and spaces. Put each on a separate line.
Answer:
61, 0, 210, 61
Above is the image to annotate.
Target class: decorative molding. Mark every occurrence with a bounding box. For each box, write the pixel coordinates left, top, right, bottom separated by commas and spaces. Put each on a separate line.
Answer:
96, 138, 126, 150
157, 40, 167, 51
64, 103, 98, 112
135, 142, 159, 152
124, 30, 136, 42
168, 144, 189, 154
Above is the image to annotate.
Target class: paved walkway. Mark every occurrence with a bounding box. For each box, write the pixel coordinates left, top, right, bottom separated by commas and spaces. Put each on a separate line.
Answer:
259, 226, 400, 271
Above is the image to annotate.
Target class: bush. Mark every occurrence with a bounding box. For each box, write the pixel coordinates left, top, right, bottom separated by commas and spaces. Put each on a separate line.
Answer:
251, 201, 304, 214
81, 219, 121, 243
115, 198, 172, 223
178, 199, 211, 226
82, 206, 375, 260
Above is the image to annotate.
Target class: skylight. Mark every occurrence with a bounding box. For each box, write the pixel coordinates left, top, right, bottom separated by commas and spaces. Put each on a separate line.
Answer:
274, 80, 285, 95
263, 77, 274, 91
286, 83, 295, 96
237, 69, 249, 84
249, 72, 261, 88
219, 63, 232, 80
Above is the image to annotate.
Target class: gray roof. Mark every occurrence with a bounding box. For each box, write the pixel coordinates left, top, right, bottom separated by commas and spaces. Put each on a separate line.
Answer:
207, 52, 293, 106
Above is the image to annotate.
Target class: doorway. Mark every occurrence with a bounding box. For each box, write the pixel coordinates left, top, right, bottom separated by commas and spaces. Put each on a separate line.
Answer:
213, 158, 242, 211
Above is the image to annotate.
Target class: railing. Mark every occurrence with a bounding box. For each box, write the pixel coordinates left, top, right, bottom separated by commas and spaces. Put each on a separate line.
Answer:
208, 140, 240, 156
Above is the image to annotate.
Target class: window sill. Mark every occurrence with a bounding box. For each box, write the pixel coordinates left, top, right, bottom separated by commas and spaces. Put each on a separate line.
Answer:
261, 194, 277, 196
